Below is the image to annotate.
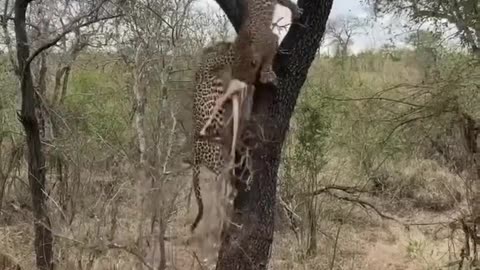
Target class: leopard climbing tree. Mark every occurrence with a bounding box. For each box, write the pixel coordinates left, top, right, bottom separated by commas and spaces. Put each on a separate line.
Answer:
190, 42, 240, 233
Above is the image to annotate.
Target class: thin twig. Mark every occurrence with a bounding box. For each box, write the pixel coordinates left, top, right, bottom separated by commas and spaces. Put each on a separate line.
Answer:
298, 185, 368, 197
192, 252, 206, 270
329, 223, 342, 270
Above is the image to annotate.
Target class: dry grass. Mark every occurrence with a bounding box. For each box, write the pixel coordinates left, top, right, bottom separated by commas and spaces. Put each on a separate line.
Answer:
0, 210, 463, 270
371, 158, 464, 212
0, 162, 237, 270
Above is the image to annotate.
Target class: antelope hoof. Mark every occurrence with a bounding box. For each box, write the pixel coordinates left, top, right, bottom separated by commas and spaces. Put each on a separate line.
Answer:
229, 79, 248, 91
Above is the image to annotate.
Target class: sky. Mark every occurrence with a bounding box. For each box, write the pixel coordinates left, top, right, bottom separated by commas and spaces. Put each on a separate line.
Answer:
324, 0, 388, 53
197, 0, 409, 54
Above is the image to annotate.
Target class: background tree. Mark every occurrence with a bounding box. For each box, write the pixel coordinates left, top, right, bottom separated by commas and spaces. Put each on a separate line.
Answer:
405, 29, 442, 80
10, 0, 118, 268
285, 87, 331, 257
370, 0, 480, 56
325, 15, 365, 58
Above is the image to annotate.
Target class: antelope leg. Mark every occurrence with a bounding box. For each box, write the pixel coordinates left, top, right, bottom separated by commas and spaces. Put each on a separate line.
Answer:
230, 93, 240, 165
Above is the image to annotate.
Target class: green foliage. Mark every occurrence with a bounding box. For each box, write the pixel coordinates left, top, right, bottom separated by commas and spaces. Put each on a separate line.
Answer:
293, 87, 331, 172
406, 240, 426, 259
65, 68, 130, 145
0, 58, 21, 141
282, 40, 479, 215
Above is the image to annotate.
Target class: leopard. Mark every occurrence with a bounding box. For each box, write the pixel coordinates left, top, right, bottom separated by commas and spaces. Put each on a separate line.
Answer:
199, 0, 302, 143
191, 41, 250, 232
195, 42, 255, 169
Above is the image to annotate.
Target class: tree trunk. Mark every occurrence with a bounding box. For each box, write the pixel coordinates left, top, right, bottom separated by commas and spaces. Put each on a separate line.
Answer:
461, 112, 480, 217
459, 112, 480, 264
214, 0, 333, 269
306, 170, 318, 256
14, 0, 54, 269
158, 217, 167, 270
306, 199, 318, 256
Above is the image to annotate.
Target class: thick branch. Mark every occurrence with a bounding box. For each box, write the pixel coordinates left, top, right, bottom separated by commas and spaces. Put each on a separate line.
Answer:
212, 0, 245, 32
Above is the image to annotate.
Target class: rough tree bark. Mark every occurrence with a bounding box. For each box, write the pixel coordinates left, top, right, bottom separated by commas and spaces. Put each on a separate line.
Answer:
14, 0, 54, 269
213, 0, 334, 269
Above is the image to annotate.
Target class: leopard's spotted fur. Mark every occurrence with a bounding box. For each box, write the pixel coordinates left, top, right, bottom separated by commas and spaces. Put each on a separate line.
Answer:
191, 41, 237, 232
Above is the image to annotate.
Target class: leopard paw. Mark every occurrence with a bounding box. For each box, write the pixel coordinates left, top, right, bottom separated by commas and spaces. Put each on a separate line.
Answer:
260, 70, 277, 85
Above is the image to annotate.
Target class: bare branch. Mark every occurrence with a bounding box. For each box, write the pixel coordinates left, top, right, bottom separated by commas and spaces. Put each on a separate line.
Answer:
25, 13, 122, 70
325, 96, 424, 108
297, 185, 368, 197
326, 192, 404, 225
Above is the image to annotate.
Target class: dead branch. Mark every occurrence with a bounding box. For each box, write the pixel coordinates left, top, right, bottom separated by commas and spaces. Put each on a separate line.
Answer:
325, 191, 404, 226
325, 96, 424, 108
297, 185, 368, 197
